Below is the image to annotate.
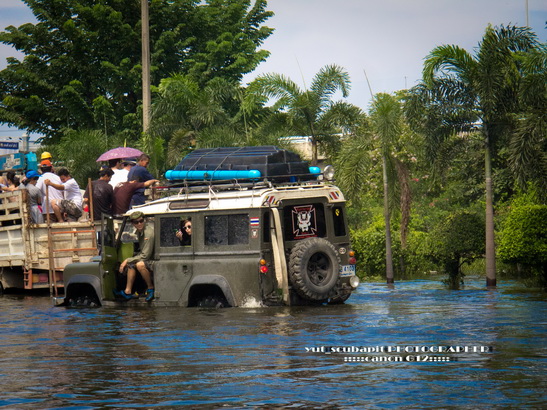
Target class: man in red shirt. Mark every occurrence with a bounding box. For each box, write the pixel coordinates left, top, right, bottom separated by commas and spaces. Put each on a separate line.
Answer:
113, 177, 158, 215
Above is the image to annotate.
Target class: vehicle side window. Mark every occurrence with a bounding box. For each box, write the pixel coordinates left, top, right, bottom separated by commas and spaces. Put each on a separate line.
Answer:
333, 206, 347, 237
283, 203, 326, 241
205, 214, 249, 245
160, 216, 181, 247
262, 211, 271, 243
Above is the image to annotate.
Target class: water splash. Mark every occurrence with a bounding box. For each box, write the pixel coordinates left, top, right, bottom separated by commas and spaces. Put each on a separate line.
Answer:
240, 296, 265, 308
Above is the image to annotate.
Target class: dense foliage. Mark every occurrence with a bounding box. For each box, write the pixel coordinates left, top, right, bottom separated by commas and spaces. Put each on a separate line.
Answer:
498, 202, 547, 285
430, 211, 485, 288
0, 0, 273, 140
1, 9, 545, 288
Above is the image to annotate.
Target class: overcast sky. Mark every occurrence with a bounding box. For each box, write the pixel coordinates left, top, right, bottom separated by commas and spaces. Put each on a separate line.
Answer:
1, 0, 546, 138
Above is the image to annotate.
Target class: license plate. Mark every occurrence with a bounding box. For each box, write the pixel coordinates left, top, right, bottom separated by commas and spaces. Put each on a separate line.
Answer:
339, 264, 355, 277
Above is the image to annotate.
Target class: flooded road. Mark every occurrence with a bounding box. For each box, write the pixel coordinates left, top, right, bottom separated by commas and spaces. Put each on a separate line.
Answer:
1, 277, 546, 408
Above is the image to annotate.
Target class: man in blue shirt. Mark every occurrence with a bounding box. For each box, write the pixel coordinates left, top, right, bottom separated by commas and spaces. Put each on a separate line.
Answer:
127, 154, 155, 206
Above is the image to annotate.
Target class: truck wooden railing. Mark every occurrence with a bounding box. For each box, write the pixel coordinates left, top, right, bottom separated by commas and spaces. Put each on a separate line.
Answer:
0, 189, 98, 293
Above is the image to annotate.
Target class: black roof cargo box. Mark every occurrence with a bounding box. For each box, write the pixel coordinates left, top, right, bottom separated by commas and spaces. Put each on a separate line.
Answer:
172, 146, 316, 181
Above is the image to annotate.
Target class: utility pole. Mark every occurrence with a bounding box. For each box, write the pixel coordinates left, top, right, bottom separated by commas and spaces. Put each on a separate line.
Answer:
141, 0, 151, 133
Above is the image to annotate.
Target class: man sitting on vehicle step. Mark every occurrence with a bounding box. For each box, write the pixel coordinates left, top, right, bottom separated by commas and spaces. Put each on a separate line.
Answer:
114, 211, 155, 302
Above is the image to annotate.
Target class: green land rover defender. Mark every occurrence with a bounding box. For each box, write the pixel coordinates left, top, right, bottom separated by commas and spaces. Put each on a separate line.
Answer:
55, 147, 359, 307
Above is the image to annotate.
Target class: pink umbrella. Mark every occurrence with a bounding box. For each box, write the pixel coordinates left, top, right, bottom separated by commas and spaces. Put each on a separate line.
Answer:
96, 147, 143, 162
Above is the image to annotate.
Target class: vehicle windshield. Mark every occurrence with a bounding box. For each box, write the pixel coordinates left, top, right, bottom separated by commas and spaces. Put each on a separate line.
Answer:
117, 217, 138, 246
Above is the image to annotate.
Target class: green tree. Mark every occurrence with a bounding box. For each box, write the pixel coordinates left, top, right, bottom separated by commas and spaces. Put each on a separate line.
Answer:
498, 190, 547, 287
245, 64, 362, 165
42, 129, 115, 186
150, 74, 235, 166
369, 93, 405, 283
350, 215, 401, 280
150, 73, 283, 168
431, 210, 485, 289
0, 0, 273, 140
410, 25, 541, 287
336, 93, 409, 283
509, 44, 547, 198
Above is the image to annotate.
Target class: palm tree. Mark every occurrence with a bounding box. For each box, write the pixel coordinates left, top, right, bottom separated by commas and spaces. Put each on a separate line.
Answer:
336, 93, 405, 284
245, 64, 361, 165
509, 44, 547, 198
150, 74, 235, 141
370, 93, 403, 284
417, 25, 540, 287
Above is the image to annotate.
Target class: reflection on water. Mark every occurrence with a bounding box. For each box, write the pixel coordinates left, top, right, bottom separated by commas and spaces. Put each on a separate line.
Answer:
1, 277, 546, 408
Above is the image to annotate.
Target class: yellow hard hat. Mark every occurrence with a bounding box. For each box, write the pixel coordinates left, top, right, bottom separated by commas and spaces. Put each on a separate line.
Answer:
40, 151, 52, 160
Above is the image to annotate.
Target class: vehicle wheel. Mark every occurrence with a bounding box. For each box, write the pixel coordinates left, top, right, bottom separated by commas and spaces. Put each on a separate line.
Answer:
288, 237, 340, 301
197, 295, 228, 308
328, 292, 351, 305
68, 295, 100, 308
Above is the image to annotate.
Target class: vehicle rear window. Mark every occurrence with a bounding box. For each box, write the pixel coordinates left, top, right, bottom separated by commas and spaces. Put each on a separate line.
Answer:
283, 203, 326, 241
205, 214, 249, 246
333, 206, 347, 237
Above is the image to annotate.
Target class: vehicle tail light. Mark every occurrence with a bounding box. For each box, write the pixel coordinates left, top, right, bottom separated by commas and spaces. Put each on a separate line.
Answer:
259, 259, 269, 274
348, 250, 356, 265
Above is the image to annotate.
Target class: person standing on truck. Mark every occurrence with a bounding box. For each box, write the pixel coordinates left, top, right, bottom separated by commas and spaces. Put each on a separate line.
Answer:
44, 168, 83, 222
109, 158, 135, 189
36, 160, 64, 222
21, 170, 43, 224
107, 158, 124, 188
127, 154, 155, 206
112, 177, 159, 215
83, 168, 114, 221
40, 151, 53, 162
115, 211, 155, 302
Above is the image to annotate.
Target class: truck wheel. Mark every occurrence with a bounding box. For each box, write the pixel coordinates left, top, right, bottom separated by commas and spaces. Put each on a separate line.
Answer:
197, 295, 228, 308
288, 238, 340, 301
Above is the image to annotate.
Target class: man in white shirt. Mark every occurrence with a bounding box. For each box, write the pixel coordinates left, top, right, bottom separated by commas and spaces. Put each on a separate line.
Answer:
44, 168, 83, 222
35, 160, 64, 221
109, 158, 135, 189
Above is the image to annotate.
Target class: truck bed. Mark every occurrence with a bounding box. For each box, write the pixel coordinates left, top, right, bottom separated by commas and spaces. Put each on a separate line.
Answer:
0, 190, 98, 290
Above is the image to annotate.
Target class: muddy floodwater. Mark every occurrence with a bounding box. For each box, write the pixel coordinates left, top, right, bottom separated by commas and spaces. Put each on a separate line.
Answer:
1, 277, 545, 409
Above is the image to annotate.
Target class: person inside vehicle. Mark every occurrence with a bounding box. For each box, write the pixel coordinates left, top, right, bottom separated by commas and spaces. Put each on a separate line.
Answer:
175, 218, 192, 246
115, 211, 155, 302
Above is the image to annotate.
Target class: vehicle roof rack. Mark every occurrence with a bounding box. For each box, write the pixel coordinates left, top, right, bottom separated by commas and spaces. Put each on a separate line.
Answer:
165, 146, 320, 185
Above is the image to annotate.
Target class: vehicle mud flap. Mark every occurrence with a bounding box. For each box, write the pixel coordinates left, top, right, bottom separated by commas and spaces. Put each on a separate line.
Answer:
288, 237, 341, 301
270, 208, 290, 305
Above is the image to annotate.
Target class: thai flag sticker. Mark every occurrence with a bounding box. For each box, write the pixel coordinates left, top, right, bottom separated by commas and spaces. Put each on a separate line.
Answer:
329, 191, 340, 200
250, 217, 260, 227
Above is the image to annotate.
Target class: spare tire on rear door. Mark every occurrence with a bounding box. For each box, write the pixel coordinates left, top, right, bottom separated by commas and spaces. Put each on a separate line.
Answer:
288, 237, 341, 301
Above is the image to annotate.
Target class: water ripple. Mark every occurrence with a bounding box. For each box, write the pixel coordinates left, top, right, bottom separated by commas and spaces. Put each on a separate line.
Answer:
0, 278, 545, 408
